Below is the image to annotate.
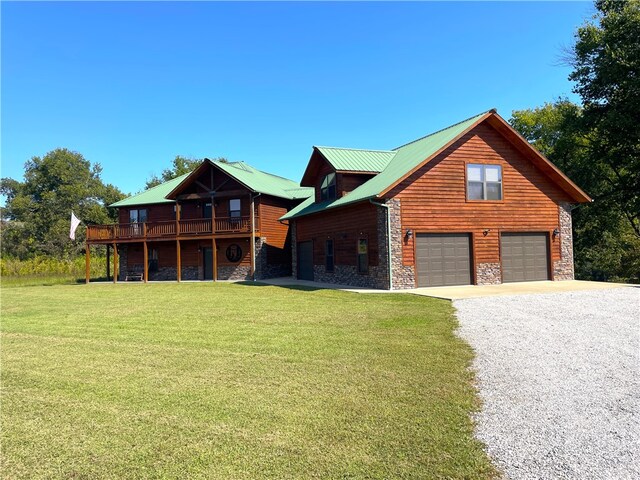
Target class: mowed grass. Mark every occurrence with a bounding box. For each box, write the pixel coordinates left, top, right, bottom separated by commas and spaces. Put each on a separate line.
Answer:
1, 282, 495, 479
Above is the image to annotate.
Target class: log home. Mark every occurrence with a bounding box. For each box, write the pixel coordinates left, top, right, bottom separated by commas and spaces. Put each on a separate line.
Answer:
281, 109, 591, 289
85, 159, 312, 282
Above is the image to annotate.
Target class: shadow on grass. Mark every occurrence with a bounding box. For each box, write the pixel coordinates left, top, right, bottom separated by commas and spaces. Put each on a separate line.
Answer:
234, 281, 327, 292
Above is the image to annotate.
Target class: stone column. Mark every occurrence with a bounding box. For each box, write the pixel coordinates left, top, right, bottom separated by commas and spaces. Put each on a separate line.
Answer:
553, 202, 575, 280
386, 199, 416, 289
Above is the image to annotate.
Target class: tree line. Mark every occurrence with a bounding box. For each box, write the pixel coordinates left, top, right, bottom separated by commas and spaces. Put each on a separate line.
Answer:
1, 0, 638, 282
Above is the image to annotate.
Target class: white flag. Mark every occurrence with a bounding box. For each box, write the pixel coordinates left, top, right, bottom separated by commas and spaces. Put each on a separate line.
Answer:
70, 212, 81, 240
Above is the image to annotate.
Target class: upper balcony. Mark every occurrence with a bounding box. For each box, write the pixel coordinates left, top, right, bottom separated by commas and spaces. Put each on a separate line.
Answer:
86, 216, 257, 243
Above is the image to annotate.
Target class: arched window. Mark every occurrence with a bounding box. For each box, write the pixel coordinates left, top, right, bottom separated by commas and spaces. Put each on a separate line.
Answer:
320, 173, 336, 201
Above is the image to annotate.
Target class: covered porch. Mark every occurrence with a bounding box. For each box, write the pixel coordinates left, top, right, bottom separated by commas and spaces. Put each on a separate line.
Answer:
85, 235, 258, 283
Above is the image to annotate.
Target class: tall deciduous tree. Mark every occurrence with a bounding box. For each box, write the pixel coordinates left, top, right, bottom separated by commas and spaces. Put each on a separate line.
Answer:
569, 0, 640, 237
0, 148, 124, 258
511, 101, 640, 283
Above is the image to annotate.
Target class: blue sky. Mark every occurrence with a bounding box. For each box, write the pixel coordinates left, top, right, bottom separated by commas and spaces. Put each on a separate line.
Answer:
2, 1, 594, 196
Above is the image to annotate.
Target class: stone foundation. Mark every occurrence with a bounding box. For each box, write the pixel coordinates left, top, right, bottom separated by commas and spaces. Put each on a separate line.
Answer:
218, 265, 251, 281
476, 262, 501, 285
553, 202, 575, 280
149, 267, 177, 281
312, 265, 389, 289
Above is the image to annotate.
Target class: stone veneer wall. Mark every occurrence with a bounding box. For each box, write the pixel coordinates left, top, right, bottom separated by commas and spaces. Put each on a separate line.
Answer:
387, 199, 416, 290
255, 237, 291, 280
118, 245, 127, 281
312, 265, 388, 289
476, 262, 501, 285
218, 265, 251, 281
553, 202, 575, 280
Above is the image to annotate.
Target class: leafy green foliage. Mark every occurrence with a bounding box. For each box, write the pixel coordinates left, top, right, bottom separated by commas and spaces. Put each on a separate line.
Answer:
0, 148, 124, 259
509, 1, 640, 283
511, 100, 639, 283
569, 0, 640, 237
0, 254, 109, 287
145, 155, 228, 189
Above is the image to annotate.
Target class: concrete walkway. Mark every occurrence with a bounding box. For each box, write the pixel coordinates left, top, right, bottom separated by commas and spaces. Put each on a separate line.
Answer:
255, 277, 631, 300
407, 280, 632, 300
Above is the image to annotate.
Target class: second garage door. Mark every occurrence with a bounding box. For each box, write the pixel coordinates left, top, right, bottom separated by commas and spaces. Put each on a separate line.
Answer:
416, 233, 471, 287
501, 233, 550, 283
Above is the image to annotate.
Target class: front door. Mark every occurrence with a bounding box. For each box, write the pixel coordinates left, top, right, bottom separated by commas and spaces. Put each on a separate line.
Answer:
297, 241, 314, 281
203, 247, 213, 280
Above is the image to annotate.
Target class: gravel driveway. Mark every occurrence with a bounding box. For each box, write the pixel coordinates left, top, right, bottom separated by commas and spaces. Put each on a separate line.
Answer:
455, 287, 639, 480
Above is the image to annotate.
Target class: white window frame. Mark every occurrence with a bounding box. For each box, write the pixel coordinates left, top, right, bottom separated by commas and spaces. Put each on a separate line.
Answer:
467, 164, 503, 201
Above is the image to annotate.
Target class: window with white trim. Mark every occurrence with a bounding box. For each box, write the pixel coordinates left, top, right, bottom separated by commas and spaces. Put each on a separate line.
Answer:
467, 164, 502, 200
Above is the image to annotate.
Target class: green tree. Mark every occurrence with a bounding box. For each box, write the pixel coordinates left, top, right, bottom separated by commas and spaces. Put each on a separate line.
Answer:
511, 101, 640, 282
145, 156, 202, 189
0, 148, 124, 259
145, 156, 228, 189
569, 0, 640, 237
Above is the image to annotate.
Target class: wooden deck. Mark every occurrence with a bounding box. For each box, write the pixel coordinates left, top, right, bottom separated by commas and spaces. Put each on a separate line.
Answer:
86, 216, 258, 244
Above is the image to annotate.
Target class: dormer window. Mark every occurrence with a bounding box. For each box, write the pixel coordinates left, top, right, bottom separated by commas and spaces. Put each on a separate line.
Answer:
320, 173, 336, 201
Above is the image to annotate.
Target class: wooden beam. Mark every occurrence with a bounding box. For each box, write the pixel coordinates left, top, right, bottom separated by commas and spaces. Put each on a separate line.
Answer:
211, 189, 252, 199
176, 192, 211, 201
85, 244, 90, 284
143, 241, 148, 283
195, 180, 211, 191
250, 194, 256, 281
176, 240, 182, 282
113, 244, 118, 283
106, 244, 110, 281
212, 237, 218, 281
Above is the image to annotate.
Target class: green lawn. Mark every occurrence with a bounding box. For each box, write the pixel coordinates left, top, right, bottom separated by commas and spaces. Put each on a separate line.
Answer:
1, 282, 495, 479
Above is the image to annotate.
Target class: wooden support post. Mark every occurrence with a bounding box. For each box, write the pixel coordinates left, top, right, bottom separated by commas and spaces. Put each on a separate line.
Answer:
85, 244, 90, 284
176, 240, 181, 282
175, 201, 180, 235
106, 244, 110, 281
113, 243, 118, 283
250, 194, 256, 281
143, 241, 148, 283
212, 237, 217, 281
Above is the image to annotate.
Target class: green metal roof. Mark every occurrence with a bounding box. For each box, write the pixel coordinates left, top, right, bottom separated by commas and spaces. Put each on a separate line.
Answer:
315, 146, 396, 173
212, 161, 312, 200
110, 161, 313, 208
281, 110, 490, 221
110, 173, 190, 207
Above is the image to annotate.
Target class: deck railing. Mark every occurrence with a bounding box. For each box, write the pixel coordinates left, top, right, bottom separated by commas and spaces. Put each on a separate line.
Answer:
86, 216, 255, 242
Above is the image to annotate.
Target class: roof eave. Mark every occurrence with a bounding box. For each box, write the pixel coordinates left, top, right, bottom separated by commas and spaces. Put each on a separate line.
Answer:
486, 114, 592, 203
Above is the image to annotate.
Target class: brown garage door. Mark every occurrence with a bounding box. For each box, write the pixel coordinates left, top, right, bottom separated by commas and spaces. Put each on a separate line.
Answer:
416, 233, 471, 287
501, 233, 550, 283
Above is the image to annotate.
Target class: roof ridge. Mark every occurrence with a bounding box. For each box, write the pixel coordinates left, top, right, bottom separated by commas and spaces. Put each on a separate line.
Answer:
315, 145, 395, 154
392, 109, 494, 151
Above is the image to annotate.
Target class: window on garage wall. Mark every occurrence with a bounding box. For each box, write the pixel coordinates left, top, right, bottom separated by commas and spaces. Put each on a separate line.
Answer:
467, 164, 502, 200
325, 239, 334, 273
357, 238, 368, 274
